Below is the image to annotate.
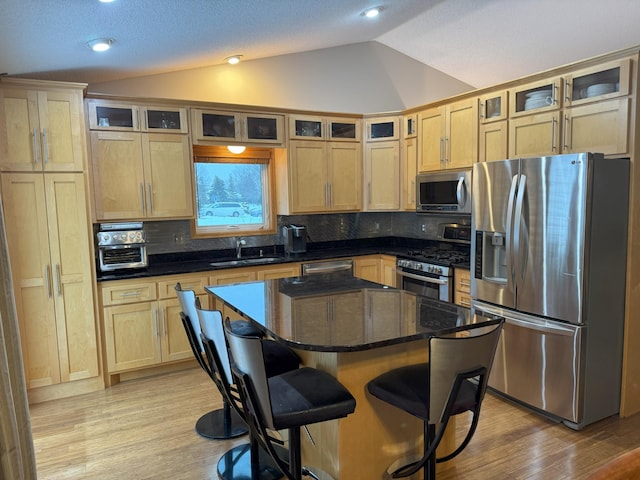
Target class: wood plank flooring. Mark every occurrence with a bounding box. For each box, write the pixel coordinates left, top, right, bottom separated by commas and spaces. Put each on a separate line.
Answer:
30, 367, 640, 479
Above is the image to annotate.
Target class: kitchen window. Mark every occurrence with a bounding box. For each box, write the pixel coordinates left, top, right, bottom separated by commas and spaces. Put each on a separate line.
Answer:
192, 145, 276, 237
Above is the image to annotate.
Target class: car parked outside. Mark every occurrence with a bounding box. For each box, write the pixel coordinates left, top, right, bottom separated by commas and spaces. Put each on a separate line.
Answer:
199, 202, 246, 217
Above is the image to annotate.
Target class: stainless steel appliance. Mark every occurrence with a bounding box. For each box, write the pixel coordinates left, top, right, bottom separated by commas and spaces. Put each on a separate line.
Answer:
396, 223, 471, 302
283, 224, 307, 254
96, 222, 147, 271
471, 152, 630, 429
302, 259, 353, 276
416, 169, 472, 214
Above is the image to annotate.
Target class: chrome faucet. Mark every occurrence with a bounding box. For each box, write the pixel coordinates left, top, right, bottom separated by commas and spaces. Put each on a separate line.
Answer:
236, 238, 246, 259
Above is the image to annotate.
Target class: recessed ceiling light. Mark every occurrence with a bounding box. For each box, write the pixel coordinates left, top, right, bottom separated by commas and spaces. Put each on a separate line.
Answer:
87, 38, 114, 52
363, 6, 382, 18
225, 55, 243, 65
99, 0, 115, 3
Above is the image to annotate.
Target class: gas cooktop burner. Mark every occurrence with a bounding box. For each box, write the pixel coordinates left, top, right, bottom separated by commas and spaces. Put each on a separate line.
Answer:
406, 247, 470, 267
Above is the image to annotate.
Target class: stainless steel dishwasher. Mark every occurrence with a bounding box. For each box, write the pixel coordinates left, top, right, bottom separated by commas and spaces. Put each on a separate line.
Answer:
301, 259, 353, 276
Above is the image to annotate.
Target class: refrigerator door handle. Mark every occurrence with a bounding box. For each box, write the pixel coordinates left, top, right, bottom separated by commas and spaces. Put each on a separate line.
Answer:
513, 174, 527, 283
505, 174, 519, 288
473, 301, 579, 336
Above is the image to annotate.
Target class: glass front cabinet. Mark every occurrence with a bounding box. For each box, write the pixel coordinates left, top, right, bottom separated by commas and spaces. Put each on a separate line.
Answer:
509, 77, 563, 118
478, 90, 507, 123
288, 115, 361, 142
192, 109, 285, 145
365, 116, 400, 142
563, 58, 631, 107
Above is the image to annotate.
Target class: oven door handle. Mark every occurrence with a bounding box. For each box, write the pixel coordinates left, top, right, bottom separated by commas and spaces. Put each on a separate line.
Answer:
396, 270, 448, 285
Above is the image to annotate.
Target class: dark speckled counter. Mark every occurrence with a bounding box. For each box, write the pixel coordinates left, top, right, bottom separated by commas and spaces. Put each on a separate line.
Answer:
96, 237, 444, 281
207, 272, 500, 352
206, 272, 501, 478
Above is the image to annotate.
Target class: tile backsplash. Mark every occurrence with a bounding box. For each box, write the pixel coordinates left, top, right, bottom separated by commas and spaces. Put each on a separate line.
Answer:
142, 212, 468, 255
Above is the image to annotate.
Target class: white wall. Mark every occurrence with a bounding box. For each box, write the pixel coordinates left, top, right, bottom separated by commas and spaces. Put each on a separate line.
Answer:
88, 42, 473, 114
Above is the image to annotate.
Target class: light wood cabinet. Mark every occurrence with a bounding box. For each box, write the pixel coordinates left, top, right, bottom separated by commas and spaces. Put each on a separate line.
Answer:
101, 274, 208, 374
563, 58, 631, 107
354, 255, 396, 287
192, 108, 285, 145
1, 173, 98, 389
365, 116, 400, 142
479, 90, 508, 123
454, 268, 471, 308
401, 136, 418, 210
90, 131, 193, 220
479, 120, 508, 162
364, 140, 400, 210
418, 98, 478, 172
562, 97, 629, 155
508, 111, 561, 158
288, 114, 361, 142
0, 80, 86, 172
287, 140, 362, 213
87, 100, 188, 134
509, 76, 562, 118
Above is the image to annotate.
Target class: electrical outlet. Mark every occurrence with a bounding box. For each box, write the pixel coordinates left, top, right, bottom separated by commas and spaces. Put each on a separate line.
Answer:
421, 224, 426, 232
174, 233, 186, 245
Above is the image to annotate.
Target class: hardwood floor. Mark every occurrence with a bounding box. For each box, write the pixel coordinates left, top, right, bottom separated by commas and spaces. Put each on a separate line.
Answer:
30, 367, 640, 479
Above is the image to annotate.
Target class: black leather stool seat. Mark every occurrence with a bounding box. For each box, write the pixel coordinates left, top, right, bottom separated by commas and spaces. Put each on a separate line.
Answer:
268, 367, 356, 430
367, 364, 477, 421
262, 341, 300, 378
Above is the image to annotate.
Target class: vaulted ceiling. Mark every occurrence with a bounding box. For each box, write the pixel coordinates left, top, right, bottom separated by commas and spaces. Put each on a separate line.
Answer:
2, 0, 640, 89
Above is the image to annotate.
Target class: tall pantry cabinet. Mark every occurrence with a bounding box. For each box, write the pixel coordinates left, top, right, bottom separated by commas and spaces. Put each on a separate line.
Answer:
0, 78, 100, 401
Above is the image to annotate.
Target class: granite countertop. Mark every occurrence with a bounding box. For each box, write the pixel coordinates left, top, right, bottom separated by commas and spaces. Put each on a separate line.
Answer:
207, 272, 502, 352
96, 237, 437, 282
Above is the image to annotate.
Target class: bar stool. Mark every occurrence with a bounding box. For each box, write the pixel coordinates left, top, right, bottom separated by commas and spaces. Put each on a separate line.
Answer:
197, 301, 301, 480
366, 321, 503, 480
224, 317, 357, 480
175, 283, 247, 439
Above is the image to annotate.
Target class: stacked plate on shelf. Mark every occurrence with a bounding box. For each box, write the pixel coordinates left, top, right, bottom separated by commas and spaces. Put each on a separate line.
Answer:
524, 90, 553, 110
585, 83, 616, 98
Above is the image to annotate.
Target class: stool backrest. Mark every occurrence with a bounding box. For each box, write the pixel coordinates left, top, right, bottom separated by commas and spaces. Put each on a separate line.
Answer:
174, 283, 204, 353
428, 322, 503, 425
223, 317, 274, 427
196, 305, 233, 385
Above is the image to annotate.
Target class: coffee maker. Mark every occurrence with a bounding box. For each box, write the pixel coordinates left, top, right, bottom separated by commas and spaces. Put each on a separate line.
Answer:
283, 224, 307, 254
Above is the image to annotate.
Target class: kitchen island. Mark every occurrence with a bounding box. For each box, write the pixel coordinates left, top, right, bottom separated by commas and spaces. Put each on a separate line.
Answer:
207, 272, 502, 479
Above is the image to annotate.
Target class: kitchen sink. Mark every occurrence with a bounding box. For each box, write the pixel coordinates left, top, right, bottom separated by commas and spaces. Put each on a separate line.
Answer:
209, 256, 281, 267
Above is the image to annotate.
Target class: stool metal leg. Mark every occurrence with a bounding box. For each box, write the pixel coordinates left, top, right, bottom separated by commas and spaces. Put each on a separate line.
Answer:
217, 440, 283, 480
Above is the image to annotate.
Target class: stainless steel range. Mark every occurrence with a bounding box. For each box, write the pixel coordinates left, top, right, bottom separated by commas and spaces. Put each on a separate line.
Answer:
396, 223, 471, 302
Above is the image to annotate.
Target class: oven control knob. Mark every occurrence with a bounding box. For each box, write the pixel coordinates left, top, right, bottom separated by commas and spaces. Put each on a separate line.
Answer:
436, 267, 442, 275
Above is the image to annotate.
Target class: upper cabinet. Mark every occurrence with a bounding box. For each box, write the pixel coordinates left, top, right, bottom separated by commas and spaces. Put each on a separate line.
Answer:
88, 101, 188, 134
418, 98, 478, 172
87, 98, 194, 221
289, 114, 361, 142
563, 58, 631, 107
509, 76, 563, 118
192, 108, 285, 146
365, 116, 399, 142
0, 79, 86, 172
403, 113, 418, 139
478, 90, 508, 123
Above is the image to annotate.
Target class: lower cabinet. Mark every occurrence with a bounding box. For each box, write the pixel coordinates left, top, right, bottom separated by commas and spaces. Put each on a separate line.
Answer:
100, 273, 208, 377
454, 268, 471, 308
354, 255, 396, 287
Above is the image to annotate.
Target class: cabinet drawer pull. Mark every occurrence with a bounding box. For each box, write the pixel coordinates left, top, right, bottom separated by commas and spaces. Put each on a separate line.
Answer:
32, 128, 40, 164
459, 280, 471, 287
118, 291, 142, 298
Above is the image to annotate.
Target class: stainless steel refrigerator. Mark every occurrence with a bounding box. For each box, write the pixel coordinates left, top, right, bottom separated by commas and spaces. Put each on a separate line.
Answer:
470, 152, 629, 429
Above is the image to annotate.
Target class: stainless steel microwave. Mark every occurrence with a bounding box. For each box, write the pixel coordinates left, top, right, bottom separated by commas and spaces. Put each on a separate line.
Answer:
416, 170, 472, 214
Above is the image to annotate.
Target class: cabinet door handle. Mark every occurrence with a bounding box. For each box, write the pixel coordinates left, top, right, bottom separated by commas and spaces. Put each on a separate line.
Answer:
564, 79, 571, 103
444, 136, 449, 164
32, 128, 40, 165
161, 307, 167, 337
479, 101, 485, 120
325, 183, 329, 207
118, 290, 142, 298
45, 265, 52, 298
42, 128, 49, 164
328, 183, 332, 206
147, 183, 153, 214
139, 183, 146, 214
154, 309, 159, 337
563, 113, 570, 151
55, 264, 62, 296
552, 82, 558, 106
551, 117, 557, 151
439, 137, 444, 165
